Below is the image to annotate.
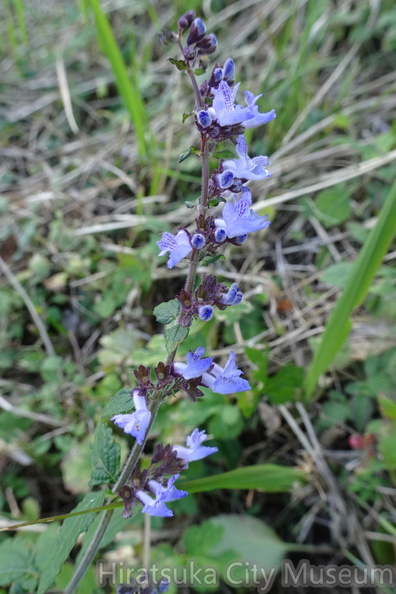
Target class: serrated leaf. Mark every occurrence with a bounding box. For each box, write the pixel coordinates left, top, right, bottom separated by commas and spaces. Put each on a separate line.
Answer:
102, 388, 133, 418
181, 464, 302, 493
212, 149, 235, 159
201, 254, 225, 266
168, 57, 187, 71
153, 299, 180, 325
0, 537, 38, 589
165, 325, 189, 353
37, 491, 106, 594
90, 422, 120, 486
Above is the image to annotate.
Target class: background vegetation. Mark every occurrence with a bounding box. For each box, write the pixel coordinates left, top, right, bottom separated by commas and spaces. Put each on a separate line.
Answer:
1, 0, 396, 592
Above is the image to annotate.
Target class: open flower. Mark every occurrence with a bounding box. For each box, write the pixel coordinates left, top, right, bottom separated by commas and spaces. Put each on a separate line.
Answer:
173, 428, 218, 463
215, 188, 270, 239
222, 135, 271, 181
202, 351, 251, 394
173, 347, 213, 380
209, 80, 275, 130
157, 229, 192, 269
111, 390, 151, 444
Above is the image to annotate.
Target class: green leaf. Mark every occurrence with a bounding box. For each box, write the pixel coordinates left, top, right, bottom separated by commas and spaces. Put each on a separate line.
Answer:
168, 57, 188, 71
182, 112, 194, 123
208, 197, 226, 207
37, 491, 106, 594
306, 178, 396, 397
264, 364, 304, 404
378, 395, 396, 421
315, 186, 351, 228
212, 149, 235, 159
102, 387, 133, 418
153, 299, 181, 325
184, 515, 287, 579
165, 325, 189, 353
90, 422, 120, 486
181, 464, 302, 493
320, 262, 354, 289
0, 537, 38, 590
200, 254, 225, 266
185, 200, 198, 208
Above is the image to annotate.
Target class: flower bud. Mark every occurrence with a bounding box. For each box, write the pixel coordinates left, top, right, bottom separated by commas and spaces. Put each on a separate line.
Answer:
191, 233, 206, 249
218, 170, 234, 189
235, 234, 248, 245
197, 34, 217, 55
197, 110, 212, 128
198, 305, 214, 321
223, 58, 235, 83
178, 10, 195, 32
186, 17, 206, 46
214, 228, 226, 243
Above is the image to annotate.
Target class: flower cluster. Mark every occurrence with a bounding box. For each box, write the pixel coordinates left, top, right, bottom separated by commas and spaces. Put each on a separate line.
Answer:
117, 430, 217, 518
157, 14, 274, 271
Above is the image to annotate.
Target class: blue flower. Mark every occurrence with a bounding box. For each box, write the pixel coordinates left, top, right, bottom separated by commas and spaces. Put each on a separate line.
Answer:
209, 81, 275, 130
135, 489, 173, 517
157, 229, 192, 269
243, 90, 276, 129
111, 390, 151, 444
173, 428, 218, 462
148, 474, 188, 502
215, 188, 270, 239
222, 135, 271, 181
209, 81, 252, 127
221, 283, 243, 305
202, 351, 251, 394
173, 347, 213, 380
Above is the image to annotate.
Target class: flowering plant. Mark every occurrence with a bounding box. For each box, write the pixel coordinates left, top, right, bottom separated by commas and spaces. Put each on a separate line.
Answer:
61, 11, 274, 593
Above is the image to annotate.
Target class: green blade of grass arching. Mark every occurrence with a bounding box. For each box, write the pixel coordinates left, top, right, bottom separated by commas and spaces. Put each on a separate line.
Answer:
305, 178, 396, 399
87, 0, 149, 157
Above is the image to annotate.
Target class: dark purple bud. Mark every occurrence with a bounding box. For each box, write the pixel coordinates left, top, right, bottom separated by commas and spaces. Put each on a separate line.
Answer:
183, 46, 196, 61
213, 67, 223, 83
223, 58, 235, 82
186, 17, 206, 46
197, 34, 217, 55
197, 110, 212, 128
178, 10, 196, 31
235, 234, 248, 245
219, 170, 234, 189
214, 228, 227, 243
191, 233, 206, 249
198, 305, 214, 322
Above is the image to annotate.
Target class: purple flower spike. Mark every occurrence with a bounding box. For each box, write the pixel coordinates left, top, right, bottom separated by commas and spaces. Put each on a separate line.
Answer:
198, 305, 214, 321
202, 351, 251, 394
215, 188, 270, 239
157, 229, 192, 269
174, 347, 213, 380
222, 135, 271, 181
173, 428, 218, 463
111, 390, 151, 444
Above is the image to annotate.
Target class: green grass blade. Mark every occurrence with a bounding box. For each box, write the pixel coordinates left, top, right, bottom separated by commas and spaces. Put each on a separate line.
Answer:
15, 0, 28, 46
305, 178, 396, 398
87, 0, 149, 157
